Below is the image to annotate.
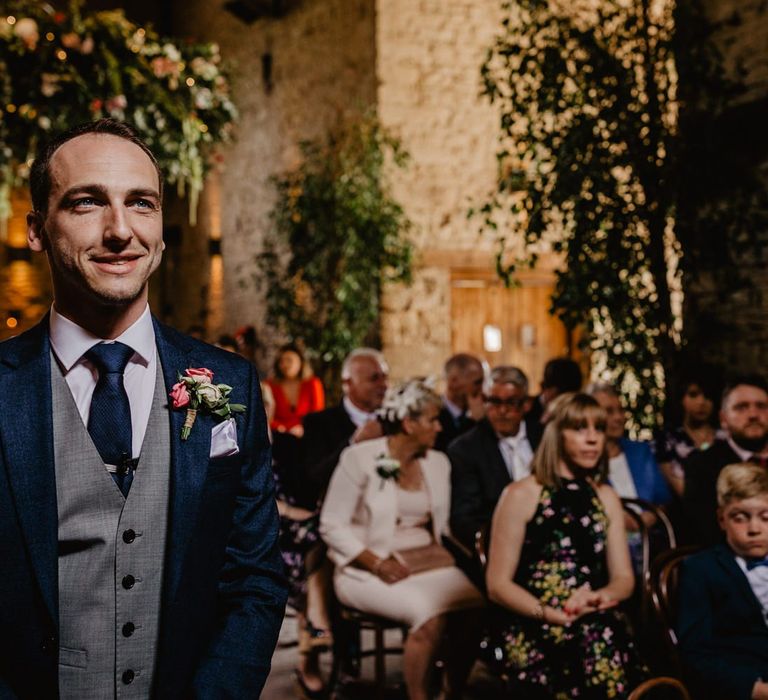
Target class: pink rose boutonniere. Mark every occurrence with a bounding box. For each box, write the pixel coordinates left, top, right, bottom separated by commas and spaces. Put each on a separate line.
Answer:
170, 367, 246, 440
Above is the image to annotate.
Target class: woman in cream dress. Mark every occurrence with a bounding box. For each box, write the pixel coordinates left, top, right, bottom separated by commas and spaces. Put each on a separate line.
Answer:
320, 379, 483, 700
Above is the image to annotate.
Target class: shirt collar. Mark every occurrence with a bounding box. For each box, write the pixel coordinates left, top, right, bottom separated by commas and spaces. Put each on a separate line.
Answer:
443, 397, 464, 421
342, 395, 377, 428
727, 435, 764, 463
49, 304, 155, 372
498, 420, 527, 445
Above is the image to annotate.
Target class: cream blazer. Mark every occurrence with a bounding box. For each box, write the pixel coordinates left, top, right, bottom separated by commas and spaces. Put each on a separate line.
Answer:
319, 437, 451, 575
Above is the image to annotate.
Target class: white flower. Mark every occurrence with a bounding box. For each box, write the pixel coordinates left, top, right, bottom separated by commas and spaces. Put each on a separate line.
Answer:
194, 88, 213, 110
197, 383, 223, 407
162, 42, 181, 63
377, 377, 438, 425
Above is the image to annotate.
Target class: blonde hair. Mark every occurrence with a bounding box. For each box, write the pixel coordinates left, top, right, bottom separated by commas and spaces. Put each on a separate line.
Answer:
532, 392, 608, 487
717, 462, 768, 507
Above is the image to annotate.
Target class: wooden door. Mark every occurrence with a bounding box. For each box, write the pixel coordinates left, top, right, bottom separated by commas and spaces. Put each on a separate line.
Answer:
450, 269, 573, 389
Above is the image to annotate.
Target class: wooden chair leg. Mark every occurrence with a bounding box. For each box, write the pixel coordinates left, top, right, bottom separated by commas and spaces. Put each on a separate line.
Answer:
374, 625, 386, 700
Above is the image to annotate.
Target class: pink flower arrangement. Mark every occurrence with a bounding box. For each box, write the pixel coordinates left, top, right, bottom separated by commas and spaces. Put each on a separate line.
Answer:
170, 367, 246, 440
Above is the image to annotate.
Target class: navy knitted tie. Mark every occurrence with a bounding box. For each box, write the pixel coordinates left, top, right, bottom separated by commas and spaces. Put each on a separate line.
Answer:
86, 342, 135, 497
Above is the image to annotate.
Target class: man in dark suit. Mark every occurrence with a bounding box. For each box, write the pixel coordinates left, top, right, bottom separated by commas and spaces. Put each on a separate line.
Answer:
301, 347, 388, 505
433, 353, 485, 452
0, 119, 287, 698
448, 365, 542, 549
677, 462, 768, 699
683, 374, 768, 546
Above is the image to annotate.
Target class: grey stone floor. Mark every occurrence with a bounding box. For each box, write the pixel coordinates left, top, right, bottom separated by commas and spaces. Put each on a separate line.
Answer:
262, 613, 505, 700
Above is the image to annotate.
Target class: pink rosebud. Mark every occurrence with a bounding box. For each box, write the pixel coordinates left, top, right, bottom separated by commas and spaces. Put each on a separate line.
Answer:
185, 367, 214, 382
170, 381, 191, 408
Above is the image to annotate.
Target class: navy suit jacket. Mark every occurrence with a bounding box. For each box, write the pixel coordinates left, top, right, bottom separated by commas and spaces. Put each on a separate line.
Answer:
683, 439, 743, 546
301, 403, 356, 505
0, 318, 288, 699
676, 544, 768, 700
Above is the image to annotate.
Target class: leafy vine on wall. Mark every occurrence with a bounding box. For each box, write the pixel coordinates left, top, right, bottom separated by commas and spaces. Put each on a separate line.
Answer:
256, 114, 413, 396
477, 0, 683, 430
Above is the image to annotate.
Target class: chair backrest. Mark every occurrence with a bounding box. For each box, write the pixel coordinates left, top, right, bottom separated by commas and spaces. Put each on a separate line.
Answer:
474, 524, 489, 569
648, 545, 701, 653
622, 497, 677, 587
622, 497, 677, 625
628, 676, 691, 700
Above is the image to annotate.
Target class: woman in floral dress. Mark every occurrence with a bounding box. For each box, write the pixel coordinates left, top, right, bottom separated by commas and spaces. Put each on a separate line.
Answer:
486, 393, 647, 699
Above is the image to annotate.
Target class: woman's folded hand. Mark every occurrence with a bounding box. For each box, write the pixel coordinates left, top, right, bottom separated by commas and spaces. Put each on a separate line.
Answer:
374, 556, 410, 584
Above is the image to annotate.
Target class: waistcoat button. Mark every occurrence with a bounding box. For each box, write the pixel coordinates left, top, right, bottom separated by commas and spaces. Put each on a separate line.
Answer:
122, 574, 136, 589
122, 669, 135, 684
122, 529, 136, 544
122, 622, 135, 637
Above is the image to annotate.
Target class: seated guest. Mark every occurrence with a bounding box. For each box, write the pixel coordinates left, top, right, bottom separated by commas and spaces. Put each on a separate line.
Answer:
656, 369, 722, 498
527, 356, 583, 427
266, 343, 325, 437
320, 379, 484, 700
487, 393, 647, 698
302, 348, 388, 506
677, 462, 768, 700
448, 366, 541, 548
684, 375, 768, 546
434, 353, 486, 452
587, 383, 671, 526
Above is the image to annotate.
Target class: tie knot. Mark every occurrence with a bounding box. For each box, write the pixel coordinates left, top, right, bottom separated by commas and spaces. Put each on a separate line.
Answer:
85, 341, 134, 375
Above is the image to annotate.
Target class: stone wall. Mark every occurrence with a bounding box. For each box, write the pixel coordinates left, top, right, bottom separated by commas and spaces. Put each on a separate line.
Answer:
171, 0, 377, 353
375, 0, 508, 378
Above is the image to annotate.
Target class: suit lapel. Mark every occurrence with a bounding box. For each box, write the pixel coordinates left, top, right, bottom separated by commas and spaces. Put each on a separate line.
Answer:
0, 320, 58, 624
714, 544, 766, 619
481, 420, 511, 486
154, 319, 212, 601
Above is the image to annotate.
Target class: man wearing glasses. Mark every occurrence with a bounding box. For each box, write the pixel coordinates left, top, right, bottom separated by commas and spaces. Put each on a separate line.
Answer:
448, 366, 541, 549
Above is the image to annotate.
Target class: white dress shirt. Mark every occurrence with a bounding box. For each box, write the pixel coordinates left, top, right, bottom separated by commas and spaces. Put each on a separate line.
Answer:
608, 452, 639, 499
497, 421, 534, 482
343, 396, 378, 429
736, 555, 768, 626
49, 305, 158, 459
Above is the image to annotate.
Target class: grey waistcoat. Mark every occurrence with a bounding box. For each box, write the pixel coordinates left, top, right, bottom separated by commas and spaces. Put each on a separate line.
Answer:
53, 353, 171, 699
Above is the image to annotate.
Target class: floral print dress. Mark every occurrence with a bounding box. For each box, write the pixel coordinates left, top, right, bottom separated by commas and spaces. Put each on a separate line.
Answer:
500, 477, 647, 699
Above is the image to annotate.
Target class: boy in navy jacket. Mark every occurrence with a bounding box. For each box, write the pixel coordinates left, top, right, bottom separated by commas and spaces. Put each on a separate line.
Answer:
677, 462, 768, 700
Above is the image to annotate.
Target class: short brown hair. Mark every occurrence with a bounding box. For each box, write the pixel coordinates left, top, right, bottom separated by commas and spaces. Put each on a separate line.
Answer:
30, 118, 163, 214
717, 462, 768, 507
532, 392, 608, 488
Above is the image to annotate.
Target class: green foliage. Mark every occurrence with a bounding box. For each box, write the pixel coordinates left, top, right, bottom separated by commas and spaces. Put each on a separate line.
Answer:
0, 0, 237, 223
258, 115, 413, 394
479, 0, 682, 430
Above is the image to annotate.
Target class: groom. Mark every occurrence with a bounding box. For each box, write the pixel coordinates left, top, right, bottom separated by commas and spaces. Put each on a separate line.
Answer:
0, 119, 287, 698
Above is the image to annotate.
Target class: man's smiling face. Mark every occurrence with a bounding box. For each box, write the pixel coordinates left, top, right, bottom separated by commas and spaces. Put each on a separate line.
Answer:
28, 132, 164, 324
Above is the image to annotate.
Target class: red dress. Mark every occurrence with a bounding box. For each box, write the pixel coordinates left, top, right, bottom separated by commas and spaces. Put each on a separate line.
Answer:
266, 377, 325, 432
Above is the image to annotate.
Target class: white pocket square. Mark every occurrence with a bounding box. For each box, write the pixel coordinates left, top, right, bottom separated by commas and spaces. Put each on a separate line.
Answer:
210, 418, 240, 458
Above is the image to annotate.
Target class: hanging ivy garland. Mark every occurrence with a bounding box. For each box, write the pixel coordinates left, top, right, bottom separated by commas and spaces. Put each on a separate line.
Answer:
0, 0, 237, 225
